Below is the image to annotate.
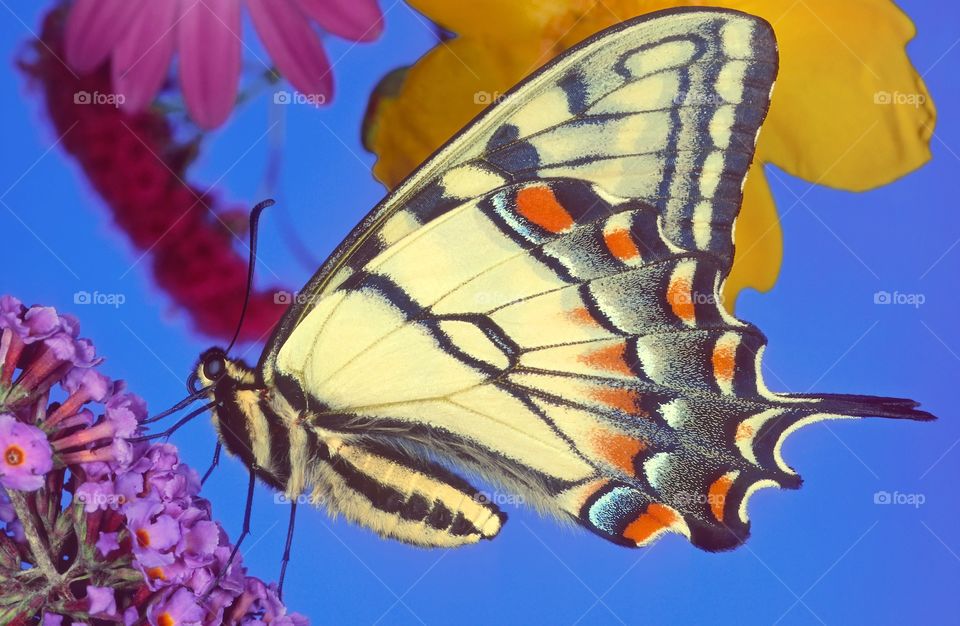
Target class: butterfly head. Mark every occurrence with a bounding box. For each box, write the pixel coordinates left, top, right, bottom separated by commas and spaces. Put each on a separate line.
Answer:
191, 347, 258, 429
192, 347, 256, 392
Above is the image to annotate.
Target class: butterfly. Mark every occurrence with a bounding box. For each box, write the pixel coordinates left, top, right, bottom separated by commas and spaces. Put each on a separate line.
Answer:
178, 7, 933, 559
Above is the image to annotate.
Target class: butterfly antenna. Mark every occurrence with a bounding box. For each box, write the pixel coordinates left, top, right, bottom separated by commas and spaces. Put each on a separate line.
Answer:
225, 198, 276, 354
141, 386, 212, 424
130, 401, 219, 443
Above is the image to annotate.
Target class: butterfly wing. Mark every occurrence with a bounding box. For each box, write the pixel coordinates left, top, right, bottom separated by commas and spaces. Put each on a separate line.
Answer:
262, 8, 932, 550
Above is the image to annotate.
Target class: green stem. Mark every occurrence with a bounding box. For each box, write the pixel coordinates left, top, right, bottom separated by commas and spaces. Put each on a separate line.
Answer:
8, 491, 59, 584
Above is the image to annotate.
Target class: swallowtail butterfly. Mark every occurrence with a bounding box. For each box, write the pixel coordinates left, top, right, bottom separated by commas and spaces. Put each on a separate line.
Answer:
176, 8, 932, 560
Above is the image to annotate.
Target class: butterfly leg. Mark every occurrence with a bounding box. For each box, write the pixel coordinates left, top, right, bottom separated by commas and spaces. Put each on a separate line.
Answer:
201, 468, 255, 602
201, 442, 222, 485
278, 499, 297, 600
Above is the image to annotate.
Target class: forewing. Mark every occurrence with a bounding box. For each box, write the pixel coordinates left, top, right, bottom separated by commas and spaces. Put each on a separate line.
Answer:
261, 7, 776, 373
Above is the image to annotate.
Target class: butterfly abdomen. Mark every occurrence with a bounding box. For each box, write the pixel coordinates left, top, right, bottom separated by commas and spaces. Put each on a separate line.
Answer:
306, 438, 506, 547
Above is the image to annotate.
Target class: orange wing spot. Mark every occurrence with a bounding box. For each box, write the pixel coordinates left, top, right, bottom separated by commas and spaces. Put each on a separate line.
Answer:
592, 429, 645, 476
708, 474, 736, 522
712, 342, 736, 384
516, 185, 575, 233
666, 275, 695, 324
735, 422, 755, 442
604, 229, 640, 261
568, 307, 600, 327
623, 503, 681, 544
591, 387, 649, 417
579, 343, 634, 377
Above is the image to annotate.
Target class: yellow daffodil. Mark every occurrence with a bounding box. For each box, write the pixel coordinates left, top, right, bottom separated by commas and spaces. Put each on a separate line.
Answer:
363, 0, 935, 309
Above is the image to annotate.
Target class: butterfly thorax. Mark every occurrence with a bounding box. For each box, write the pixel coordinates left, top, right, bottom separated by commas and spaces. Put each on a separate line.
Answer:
195, 348, 306, 494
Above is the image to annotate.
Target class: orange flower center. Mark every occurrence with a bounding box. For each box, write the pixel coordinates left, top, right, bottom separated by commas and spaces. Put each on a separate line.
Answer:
146, 566, 166, 580
158, 613, 175, 626
4, 445, 24, 467
135, 528, 151, 548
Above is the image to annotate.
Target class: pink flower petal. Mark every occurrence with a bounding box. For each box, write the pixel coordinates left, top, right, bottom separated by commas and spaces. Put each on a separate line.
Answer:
294, 0, 384, 42
248, 0, 333, 102
112, 1, 179, 112
178, 0, 243, 129
65, 0, 142, 73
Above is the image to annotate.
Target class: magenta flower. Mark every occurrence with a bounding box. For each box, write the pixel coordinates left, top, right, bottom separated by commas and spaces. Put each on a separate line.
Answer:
0, 414, 53, 491
0, 294, 307, 624
65, 0, 385, 129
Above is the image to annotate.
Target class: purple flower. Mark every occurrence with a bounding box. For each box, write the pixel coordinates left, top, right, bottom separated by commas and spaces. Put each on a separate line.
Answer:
96, 531, 120, 556
148, 587, 204, 626
0, 295, 26, 335
177, 518, 220, 568
231, 578, 308, 626
128, 500, 182, 554
0, 413, 53, 491
0, 489, 24, 542
41, 613, 64, 626
22, 305, 60, 342
87, 585, 118, 616
1, 294, 307, 624
63, 367, 111, 402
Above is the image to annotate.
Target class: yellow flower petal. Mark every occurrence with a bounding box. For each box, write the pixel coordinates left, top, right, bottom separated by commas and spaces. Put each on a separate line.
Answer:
406, 0, 569, 42
724, 163, 782, 309
742, 0, 935, 190
367, 36, 542, 187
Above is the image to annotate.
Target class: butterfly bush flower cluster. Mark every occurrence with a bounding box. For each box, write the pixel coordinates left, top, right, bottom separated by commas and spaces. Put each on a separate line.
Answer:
0, 295, 306, 625
19, 7, 287, 343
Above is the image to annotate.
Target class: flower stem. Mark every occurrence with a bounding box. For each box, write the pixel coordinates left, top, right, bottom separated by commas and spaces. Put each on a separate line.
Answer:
8, 491, 59, 584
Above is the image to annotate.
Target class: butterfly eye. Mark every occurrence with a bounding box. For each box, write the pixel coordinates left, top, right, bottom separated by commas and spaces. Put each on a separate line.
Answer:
203, 355, 226, 380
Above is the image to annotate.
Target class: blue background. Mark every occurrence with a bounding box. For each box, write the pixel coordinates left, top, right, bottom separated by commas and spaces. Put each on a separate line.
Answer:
1, 2, 957, 624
